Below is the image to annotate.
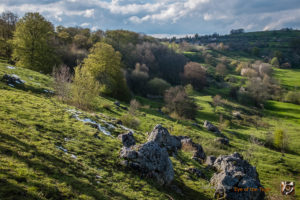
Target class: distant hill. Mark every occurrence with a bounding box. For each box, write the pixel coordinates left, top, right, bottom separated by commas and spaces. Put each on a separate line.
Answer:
165, 29, 300, 68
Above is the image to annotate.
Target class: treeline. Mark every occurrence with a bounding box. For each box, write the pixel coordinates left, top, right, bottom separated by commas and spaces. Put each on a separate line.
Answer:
1, 11, 201, 119
162, 29, 300, 68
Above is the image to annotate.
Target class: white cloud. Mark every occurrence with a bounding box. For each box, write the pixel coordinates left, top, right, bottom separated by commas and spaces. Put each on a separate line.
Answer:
80, 22, 90, 27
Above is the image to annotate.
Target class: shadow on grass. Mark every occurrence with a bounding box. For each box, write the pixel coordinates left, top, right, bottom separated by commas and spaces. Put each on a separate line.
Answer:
0, 131, 130, 200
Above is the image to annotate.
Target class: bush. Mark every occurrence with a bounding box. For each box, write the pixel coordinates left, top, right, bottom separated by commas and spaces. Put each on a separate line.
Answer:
183, 62, 206, 90
128, 63, 149, 95
270, 57, 279, 67
71, 66, 100, 110
164, 86, 197, 119
184, 84, 194, 95
146, 78, 171, 96
212, 95, 223, 108
285, 91, 300, 105
120, 114, 140, 129
241, 68, 258, 77
52, 65, 72, 102
129, 99, 140, 115
215, 63, 227, 77
274, 129, 289, 152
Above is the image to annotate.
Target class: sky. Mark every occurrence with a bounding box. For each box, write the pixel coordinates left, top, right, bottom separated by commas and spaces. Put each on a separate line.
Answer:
1, 0, 300, 38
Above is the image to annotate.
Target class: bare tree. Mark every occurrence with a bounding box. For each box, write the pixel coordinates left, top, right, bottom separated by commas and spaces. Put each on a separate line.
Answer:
52, 65, 72, 102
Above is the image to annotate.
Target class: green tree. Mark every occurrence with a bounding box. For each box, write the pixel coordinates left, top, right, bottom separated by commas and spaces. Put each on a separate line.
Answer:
274, 129, 289, 152
72, 66, 100, 110
81, 42, 130, 101
270, 57, 279, 67
12, 12, 57, 73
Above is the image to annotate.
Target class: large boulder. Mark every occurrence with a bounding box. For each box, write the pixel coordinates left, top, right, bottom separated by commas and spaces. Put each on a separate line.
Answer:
181, 138, 206, 162
147, 124, 181, 155
118, 132, 135, 147
120, 141, 174, 185
210, 152, 265, 200
203, 120, 221, 134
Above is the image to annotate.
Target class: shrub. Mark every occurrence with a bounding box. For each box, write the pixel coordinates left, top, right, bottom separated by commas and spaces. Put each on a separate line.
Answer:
259, 63, 273, 76
129, 99, 141, 115
128, 63, 149, 95
241, 68, 258, 77
164, 86, 197, 119
236, 62, 249, 73
285, 91, 300, 105
265, 132, 274, 148
184, 84, 194, 95
215, 63, 227, 77
183, 62, 206, 90
212, 94, 223, 108
52, 65, 72, 102
274, 129, 289, 152
71, 66, 100, 110
146, 78, 171, 96
120, 114, 140, 129
270, 57, 279, 67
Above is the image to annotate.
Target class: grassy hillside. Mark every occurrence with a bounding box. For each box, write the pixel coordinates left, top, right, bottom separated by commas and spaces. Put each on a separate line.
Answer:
0, 62, 300, 200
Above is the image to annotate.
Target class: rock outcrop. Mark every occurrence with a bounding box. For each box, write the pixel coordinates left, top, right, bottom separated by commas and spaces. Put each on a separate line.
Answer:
214, 137, 229, 145
2, 74, 25, 86
120, 141, 174, 185
205, 155, 216, 167
210, 152, 265, 200
119, 124, 207, 185
203, 120, 221, 134
118, 132, 136, 147
147, 124, 181, 155
181, 137, 206, 162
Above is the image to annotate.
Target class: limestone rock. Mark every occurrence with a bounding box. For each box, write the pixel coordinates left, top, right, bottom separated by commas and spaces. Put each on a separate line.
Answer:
210, 152, 265, 200
147, 124, 181, 155
214, 137, 229, 145
118, 132, 136, 147
120, 141, 174, 185
181, 138, 206, 162
203, 120, 221, 134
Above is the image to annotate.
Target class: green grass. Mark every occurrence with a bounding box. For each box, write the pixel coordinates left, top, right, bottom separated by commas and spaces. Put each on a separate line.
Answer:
274, 68, 300, 91
0, 63, 299, 199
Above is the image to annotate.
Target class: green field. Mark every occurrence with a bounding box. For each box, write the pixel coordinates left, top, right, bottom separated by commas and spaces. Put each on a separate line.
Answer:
0, 62, 300, 199
274, 68, 300, 91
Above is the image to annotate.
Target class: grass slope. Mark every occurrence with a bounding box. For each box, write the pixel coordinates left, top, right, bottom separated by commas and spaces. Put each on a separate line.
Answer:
0, 63, 299, 199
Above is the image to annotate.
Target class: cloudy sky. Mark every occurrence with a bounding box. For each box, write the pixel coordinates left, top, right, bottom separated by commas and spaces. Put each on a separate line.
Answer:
1, 0, 300, 37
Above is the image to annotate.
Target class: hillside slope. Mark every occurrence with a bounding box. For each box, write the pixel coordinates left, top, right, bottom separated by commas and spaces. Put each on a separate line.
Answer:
0, 63, 299, 199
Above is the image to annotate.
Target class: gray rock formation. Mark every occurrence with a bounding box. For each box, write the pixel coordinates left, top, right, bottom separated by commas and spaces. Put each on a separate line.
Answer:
181, 138, 206, 162
210, 152, 265, 200
118, 132, 136, 147
2, 74, 25, 85
187, 168, 205, 178
215, 137, 230, 145
205, 156, 216, 167
147, 124, 181, 155
203, 120, 221, 134
120, 141, 174, 185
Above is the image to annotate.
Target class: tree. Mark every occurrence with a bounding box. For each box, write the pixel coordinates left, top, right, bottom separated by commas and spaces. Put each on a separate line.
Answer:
274, 129, 289, 153
270, 57, 279, 67
164, 86, 197, 119
146, 78, 171, 96
216, 63, 227, 77
52, 65, 72, 102
0, 11, 18, 59
12, 12, 57, 73
81, 42, 130, 101
183, 62, 206, 90
72, 66, 100, 110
